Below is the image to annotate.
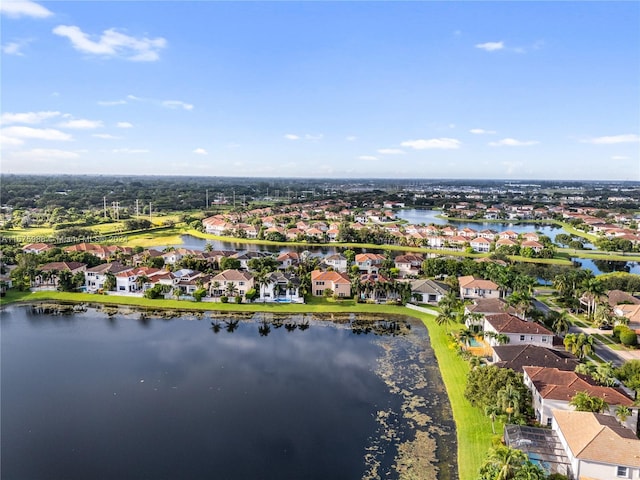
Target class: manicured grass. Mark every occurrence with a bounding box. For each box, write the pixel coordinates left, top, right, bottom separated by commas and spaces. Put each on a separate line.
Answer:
1, 291, 493, 479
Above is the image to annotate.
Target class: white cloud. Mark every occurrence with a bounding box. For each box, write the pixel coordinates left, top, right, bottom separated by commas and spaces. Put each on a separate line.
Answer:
52, 25, 166, 62
1, 126, 72, 141
116, 122, 133, 128
377, 148, 406, 155
98, 99, 127, 106
2, 40, 29, 56
346, 136, 357, 141
1, 111, 61, 125
92, 133, 120, 140
193, 148, 208, 155
581, 134, 640, 145
611, 155, 630, 160
161, 100, 194, 111
0, 134, 24, 146
401, 138, 461, 150
304, 134, 323, 141
112, 148, 149, 154
470, 128, 496, 135
358, 155, 378, 161
475, 41, 504, 52
12, 149, 80, 160
489, 138, 539, 147
58, 119, 103, 129
0, 0, 53, 18
284, 134, 300, 140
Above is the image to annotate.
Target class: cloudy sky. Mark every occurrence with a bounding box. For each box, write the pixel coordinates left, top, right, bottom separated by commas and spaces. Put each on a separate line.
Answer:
1, 0, 638, 180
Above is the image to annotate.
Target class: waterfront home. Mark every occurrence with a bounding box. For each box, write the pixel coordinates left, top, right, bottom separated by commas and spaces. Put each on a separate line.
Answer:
324, 253, 348, 272
36, 261, 87, 288
260, 272, 302, 302
115, 267, 162, 293
484, 313, 554, 347
85, 262, 130, 293
552, 410, 640, 480
276, 251, 299, 270
521, 240, 544, 253
355, 253, 385, 273
491, 344, 579, 373
523, 367, 637, 431
469, 236, 491, 253
209, 269, 254, 298
408, 278, 449, 304
310, 270, 351, 298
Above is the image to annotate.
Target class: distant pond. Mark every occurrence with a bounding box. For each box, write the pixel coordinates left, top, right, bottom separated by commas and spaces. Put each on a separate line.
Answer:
1, 306, 457, 480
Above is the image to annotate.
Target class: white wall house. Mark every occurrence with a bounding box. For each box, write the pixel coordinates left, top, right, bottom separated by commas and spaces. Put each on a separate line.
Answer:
552, 410, 640, 480
483, 314, 555, 347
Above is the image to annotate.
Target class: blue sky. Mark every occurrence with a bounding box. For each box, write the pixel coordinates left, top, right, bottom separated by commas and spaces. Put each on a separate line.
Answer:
1, 1, 639, 180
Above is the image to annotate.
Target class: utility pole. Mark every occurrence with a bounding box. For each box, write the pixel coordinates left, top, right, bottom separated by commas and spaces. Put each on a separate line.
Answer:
233, 190, 236, 208
135, 199, 139, 217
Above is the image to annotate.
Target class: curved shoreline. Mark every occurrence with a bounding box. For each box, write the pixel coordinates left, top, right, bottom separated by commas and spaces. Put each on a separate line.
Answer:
2, 291, 492, 480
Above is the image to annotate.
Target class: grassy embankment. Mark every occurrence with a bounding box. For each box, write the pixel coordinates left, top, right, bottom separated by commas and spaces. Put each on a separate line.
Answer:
1, 291, 493, 480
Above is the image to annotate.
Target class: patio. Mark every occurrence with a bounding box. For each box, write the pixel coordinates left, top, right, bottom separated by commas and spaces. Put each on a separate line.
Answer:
504, 424, 573, 478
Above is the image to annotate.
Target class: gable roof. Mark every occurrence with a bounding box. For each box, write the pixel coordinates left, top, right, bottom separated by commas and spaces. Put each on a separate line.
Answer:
552, 410, 640, 467
492, 344, 579, 372
213, 269, 253, 282
485, 314, 553, 335
409, 279, 450, 295
310, 270, 350, 284
39, 261, 86, 272
466, 298, 516, 315
524, 367, 634, 406
85, 262, 130, 274
458, 275, 499, 290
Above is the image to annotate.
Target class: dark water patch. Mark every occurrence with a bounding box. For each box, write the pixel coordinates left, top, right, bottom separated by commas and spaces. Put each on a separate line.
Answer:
1, 307, 457, 480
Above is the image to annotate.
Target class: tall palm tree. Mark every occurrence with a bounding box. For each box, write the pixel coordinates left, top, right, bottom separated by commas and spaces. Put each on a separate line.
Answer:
435, 302, 457, 327
580, 277, 605, 320
550, 310, 571, 336
484, 404, 501, 435
497, 383, 521, 422
514, 461, 546, 480
505, 291, 532, 320
593, 302, 613, 328
225, 282, 239, 298
209, 280, 221, 298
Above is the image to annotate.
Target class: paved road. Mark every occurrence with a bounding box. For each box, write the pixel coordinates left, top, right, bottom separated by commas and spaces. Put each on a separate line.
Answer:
532, 297, 633, 367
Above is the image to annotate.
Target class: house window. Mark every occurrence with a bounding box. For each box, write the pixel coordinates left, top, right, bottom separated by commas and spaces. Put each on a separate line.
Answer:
520, 335, 525, 341
239, 282, 244, 286
546, 418, 552, 427
542, 337, 547, 342
617, 466, 628, 477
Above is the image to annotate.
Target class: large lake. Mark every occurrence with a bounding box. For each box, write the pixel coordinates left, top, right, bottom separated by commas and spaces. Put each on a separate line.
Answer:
1, 306, 457, 480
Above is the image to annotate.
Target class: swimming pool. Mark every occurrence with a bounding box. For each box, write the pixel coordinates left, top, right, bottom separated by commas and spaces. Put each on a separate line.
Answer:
468, 337, 482, 347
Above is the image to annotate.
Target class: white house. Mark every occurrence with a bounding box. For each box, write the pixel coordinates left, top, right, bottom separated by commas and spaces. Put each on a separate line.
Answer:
552, 410, 640, 480
258, 272, 302, 303
483, 313, 555, 347
458, 275, 500, 300
523, 367, 638, 431
85, 262, 130, 293
324, 253, 348, 272
209, 269, 254, 298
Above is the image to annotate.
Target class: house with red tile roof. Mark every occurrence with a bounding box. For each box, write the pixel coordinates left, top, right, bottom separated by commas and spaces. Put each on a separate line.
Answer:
458, 275, 500, 300
310, 270, 351, 298
483, 313, 554, 347
523, 366, 637, 430
22, 243, 54, 254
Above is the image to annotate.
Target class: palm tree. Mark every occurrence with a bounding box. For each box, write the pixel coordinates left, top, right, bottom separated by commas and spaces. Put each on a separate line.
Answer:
549, 310, 570, 336
435, 301, 457, 327
506, 291, 532, 320
484, 404, 501, 435
564, 333, 594, 360
593, 302, 613, 328
513, 461, 546, 480
580, 277, 605, 320
456, 328, 475, 347
209, 280, 221, 299
569, 391, 609, 413
253, 271, 269, 302
594, 361, 616, 387
135, 274, 149, 292
497, 383, 521, 422
225, 281, 239, 298
104, 272, 117, 292
574, 362, 597, 378
513, 274, 537, 296
485, 445, 527, 480
615, 405, 632, 424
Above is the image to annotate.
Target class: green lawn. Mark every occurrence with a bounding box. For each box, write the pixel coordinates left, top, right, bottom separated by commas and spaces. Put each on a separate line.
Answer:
1, 291, 493, 479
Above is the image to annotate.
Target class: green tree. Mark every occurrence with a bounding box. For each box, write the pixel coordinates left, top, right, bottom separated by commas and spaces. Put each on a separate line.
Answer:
569, 391, 609, 413
482, 445, 527, 480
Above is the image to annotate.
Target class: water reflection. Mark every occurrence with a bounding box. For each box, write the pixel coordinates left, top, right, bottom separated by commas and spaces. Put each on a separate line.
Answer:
2, 306, 456, 480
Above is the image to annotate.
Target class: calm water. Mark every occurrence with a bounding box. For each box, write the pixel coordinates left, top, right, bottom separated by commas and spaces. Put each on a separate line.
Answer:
1, 306, 456, 480
396, 209, 566, 241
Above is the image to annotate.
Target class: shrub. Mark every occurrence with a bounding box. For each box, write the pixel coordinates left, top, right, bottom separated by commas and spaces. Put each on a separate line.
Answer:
193, 288, 207, 302
620, 328, 638, 347
235, 295, 242, 304
220, 296, 229, 303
